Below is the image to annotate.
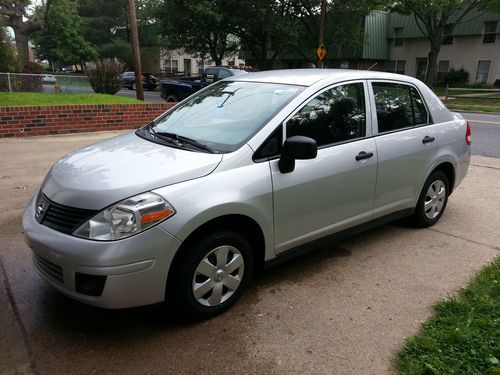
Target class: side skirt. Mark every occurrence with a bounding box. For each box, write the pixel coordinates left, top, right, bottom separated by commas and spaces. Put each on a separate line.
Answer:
263, 208, 414, 270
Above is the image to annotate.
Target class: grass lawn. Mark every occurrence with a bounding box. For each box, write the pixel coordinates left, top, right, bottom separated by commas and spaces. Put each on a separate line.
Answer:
396, 258, 500, 374
444, 97, 500, 114
0, 92, 141, 106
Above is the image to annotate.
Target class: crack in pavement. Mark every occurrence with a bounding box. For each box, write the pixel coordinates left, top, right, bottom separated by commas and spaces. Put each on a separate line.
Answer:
428, 227, 500, 252
471, 163, 500, 171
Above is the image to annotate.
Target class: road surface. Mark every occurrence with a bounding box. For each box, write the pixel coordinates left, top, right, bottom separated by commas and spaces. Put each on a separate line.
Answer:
460, 112, 500, 158
116, 89, 165, 103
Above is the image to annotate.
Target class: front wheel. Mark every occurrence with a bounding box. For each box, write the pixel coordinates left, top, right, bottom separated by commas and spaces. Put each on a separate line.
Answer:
167, 230, 253, 319
411, 170, 449, 227
165, 94, 178, 103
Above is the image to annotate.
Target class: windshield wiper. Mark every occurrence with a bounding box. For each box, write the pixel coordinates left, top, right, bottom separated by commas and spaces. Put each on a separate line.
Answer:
150, 129, 217, 154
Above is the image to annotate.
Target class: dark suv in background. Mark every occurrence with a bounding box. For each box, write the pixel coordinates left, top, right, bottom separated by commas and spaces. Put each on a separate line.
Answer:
121, 72, 158, 91
160, 66, 253, 102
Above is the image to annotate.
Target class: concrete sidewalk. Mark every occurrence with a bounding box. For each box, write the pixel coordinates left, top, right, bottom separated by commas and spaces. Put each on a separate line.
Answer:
0, 131, 498, 374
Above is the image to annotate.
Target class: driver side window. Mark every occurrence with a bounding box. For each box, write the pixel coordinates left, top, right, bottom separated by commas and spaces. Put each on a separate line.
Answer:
286, 83, 366, 147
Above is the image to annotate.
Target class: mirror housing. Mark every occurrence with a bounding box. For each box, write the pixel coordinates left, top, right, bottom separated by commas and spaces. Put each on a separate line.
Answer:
278, 136, 317, 173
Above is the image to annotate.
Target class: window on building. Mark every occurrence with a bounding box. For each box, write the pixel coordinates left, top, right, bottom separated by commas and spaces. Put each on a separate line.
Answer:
475, 60, 491, 83
394, 27, 404, 46
286, 83, 366, 147
443, 24, 454, 45
482, 21, 497, 44
372, 82, 429, 133
164, 59, 178, 73
227, 60, 235, 67
436, 60, 450, 82
386, 60, 406, 75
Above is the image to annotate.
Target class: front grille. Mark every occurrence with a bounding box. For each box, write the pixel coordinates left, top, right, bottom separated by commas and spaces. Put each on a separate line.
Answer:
33, 253, 64, 284
37, 194, 98, 235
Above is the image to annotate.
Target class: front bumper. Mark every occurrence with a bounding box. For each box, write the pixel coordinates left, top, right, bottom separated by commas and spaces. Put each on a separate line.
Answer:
22, 195, 182, 309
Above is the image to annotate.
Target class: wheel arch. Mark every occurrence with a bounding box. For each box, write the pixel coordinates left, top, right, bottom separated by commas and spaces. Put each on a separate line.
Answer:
166, 214, 266, 290
431, 161, 456, 194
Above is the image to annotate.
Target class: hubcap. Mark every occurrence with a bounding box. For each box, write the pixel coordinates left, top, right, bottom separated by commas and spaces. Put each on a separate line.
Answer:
192, 245, 244, 307
424, 179, 446, 219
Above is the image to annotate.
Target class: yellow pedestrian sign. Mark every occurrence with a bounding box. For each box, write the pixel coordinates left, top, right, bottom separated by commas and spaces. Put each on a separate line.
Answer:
317, 44, 327, 60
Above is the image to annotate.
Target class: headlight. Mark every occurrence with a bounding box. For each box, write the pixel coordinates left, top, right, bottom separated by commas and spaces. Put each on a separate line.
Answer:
73, 192, 175, 241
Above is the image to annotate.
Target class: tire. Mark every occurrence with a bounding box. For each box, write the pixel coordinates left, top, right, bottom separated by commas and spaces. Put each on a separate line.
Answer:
132, 82, 136, 91
165, 94, 178, 103
167, 230, 254, 319
411, 170, 449, 227
127, 85, 134, 91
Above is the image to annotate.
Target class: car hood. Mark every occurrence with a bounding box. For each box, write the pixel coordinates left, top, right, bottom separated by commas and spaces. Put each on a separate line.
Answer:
41, 132, 223, 210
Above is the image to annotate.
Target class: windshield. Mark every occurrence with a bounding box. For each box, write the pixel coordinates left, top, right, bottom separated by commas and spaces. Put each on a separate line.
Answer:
147, 81, 303, 153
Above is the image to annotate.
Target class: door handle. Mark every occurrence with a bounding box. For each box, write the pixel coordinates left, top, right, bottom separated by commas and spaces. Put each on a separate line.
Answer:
422, 136, 435, 144
355, 151, 374, 161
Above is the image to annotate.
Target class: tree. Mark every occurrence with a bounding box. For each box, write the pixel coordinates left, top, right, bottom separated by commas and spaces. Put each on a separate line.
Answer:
158, 0, 238, 66
394, 0, 492, 87
33, 0, 96, 70
0, 1, 50, 66
0, 23, 17, 71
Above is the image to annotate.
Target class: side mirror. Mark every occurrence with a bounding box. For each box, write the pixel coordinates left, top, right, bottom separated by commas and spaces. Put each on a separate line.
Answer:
278, 136, 317, 173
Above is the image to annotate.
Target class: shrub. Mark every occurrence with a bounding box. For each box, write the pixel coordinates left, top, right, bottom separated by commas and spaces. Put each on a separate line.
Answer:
86, 58, 123, 95
444, 68, 469, 86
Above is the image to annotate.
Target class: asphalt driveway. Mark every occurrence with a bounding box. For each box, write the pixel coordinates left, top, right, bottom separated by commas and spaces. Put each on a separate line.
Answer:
0, 131, 498, 374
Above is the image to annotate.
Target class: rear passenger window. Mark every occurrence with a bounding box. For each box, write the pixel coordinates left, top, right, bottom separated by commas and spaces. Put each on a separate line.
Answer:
218, 69, 232, 79
286, 83, 366, 147
372, 82, 429, 133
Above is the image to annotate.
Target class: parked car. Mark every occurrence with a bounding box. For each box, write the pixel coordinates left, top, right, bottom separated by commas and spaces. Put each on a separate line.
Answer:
160, 66, 252, 102
23, 69, 471, 318
42, 74, 57, 85
121, 71, 157, 91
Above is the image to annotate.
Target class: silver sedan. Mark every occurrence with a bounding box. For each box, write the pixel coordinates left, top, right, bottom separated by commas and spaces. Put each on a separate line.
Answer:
23, 69, 471, 318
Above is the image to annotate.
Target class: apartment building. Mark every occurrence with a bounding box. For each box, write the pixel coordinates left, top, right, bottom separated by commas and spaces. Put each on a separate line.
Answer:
160, 49, 245, 76
362, 10, 500, 85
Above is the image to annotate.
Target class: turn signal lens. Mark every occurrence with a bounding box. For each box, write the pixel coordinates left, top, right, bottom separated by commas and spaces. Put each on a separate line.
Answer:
466, 121, 472, 145
73, 192, 175, 241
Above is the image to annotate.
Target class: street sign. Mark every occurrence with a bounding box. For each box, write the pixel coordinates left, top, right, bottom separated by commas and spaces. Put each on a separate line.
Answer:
317, 44, 327, 60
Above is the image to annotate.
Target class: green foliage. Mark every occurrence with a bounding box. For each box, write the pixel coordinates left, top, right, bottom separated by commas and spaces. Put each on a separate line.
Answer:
0, 92, 140, 106
22, 61, 44, 74
0, 26, 17, 72
444, 68, 469, 86
158, 0, 239, 66
78, 0, 162, 69
397, 258, 500, 374
86, 58, 124, 95
33, 0, 97, 68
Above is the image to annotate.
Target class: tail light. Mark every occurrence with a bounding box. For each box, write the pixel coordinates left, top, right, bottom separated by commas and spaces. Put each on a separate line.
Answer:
465, 121, 471, 145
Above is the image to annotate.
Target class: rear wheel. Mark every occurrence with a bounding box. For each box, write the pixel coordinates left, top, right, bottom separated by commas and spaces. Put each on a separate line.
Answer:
132, 82, 136, 90
411, 170, 449, 227
167, 230, 253, 319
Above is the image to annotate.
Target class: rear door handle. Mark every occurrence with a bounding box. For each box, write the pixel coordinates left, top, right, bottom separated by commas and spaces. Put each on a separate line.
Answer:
355, 151, 374, 161
422, 136, 435, 144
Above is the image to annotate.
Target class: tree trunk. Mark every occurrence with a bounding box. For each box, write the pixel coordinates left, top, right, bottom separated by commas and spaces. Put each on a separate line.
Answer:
425, 44, 440, 88
13, 24, 30, 68
213, 56, 222, 66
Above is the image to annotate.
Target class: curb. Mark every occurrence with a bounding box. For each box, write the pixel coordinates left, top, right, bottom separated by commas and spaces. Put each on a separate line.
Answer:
0, 261, 34, 375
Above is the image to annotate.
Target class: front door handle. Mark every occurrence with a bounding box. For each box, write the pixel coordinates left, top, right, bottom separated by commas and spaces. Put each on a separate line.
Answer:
422, 136, 435, 144
355, 151, 374, 161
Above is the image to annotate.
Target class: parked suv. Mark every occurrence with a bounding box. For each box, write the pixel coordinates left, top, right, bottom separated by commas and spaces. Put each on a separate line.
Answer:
23, 70, 471, 318
160, 66, 252, 102
121, 71, 157, 91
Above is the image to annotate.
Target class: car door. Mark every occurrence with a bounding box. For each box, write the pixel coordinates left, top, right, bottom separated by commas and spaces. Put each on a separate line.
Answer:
268, 81, 378, 254
369, 81, 438, 217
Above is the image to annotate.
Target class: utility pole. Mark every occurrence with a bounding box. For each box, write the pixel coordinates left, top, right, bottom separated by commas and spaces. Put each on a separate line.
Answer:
128, 0, 144, 101
317, 0, 327, 68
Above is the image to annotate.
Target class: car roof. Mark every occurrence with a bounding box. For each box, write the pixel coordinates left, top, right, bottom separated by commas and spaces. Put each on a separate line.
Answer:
232, 69, 420, 87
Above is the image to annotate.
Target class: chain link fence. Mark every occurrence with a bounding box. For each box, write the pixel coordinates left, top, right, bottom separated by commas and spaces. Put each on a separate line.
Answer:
0, 73, 95, 94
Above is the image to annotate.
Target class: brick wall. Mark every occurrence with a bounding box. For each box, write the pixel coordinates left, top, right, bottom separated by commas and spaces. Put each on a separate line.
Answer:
0, 103, 175, 138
